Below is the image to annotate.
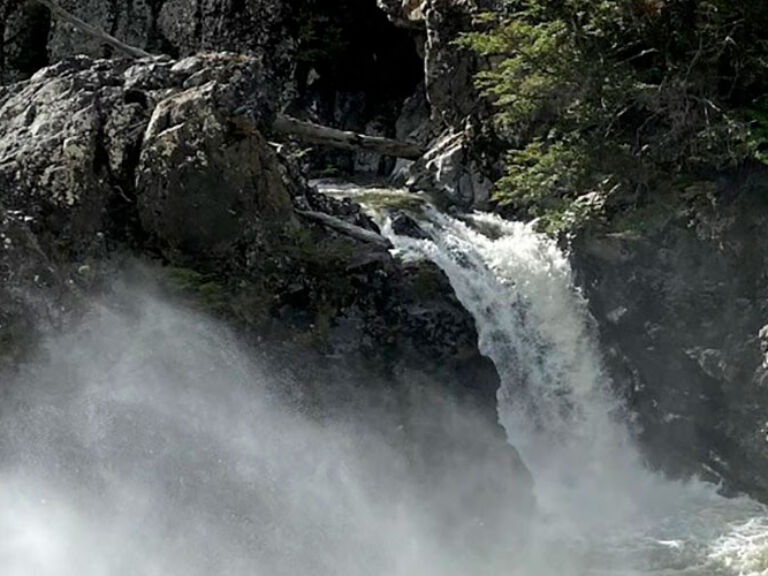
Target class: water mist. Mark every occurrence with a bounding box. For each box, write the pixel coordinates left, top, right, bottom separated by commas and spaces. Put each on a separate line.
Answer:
0, 277, 522, 576
5, 196, 768, 575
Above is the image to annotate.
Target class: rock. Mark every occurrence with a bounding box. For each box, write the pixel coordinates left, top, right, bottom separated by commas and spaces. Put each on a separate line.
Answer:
391, 210, 430, 239
1, 56, 138, 258
377, 0, 426, 29
395, 83, 431, 143
407, 129, 493, 208
3, 0, 295, 97
0, 202, 77, 371
760, 324, 768, 369
571, 168, 768, 498
136, 62, 288, 261
353, 117, 392, 174
0, 53, 533, 531
377, 0, 498, 125
0, 52, 275, 258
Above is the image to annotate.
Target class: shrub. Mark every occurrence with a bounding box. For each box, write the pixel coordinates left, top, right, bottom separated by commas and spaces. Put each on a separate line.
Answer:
461, 0, 768, 231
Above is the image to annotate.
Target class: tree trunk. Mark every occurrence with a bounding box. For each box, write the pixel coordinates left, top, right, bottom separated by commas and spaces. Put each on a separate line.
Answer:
294, 210, 393, 249
273, 115, 424, 160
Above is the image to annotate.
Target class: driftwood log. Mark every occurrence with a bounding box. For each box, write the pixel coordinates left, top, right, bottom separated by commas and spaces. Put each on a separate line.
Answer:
272, 115, 424, 160
294, 210, 393, 249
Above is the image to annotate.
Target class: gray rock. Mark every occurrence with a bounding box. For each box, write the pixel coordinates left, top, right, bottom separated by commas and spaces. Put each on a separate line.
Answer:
572, 170, 768, 499
407, 129, 493, 208
3, 0, 295, 99
391, 210, 430, 239
0, 202, 77, 372
0, 53, 533, 532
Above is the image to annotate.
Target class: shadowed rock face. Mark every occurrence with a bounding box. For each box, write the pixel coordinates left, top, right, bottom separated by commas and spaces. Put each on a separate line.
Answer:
0, 53, 533, 533
0, 0, 50, 83
0, 53, 276, 258
571, 168, 768, 500
1, 0, 294, 92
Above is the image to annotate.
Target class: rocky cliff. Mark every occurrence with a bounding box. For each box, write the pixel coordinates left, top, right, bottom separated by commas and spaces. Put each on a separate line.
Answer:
571, 168, 768, 499
1, 0, 295, 87
0, 50, 532, 536
384, 0, 768, 504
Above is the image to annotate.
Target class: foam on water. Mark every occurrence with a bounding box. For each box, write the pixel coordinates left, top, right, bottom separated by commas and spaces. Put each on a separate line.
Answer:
385, 206, 768, 575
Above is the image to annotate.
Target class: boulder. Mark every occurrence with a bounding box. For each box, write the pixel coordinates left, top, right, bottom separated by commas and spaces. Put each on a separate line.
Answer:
136, 58, 288, 261
0, 52, 275, 258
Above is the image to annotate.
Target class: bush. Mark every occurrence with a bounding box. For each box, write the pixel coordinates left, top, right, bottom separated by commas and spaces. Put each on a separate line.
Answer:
461, 0, 768, 231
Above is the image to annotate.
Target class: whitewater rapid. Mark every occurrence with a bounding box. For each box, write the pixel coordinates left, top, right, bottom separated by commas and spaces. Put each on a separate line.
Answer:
385, 206, 768, 575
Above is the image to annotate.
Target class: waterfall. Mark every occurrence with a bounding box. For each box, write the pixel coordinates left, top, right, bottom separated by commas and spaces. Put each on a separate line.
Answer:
385, 205, 768, 575
4, 178, 768, 575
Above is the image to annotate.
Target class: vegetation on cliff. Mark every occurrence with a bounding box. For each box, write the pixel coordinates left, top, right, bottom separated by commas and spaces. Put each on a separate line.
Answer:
462, 0, 768, 232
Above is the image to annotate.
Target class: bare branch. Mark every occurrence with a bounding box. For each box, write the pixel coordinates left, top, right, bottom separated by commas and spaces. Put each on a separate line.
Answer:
32, 0, 153, 59
294, 210, 393, 249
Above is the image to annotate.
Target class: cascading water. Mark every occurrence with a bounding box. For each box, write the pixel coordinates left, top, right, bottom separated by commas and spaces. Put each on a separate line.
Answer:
384, 205, 768, 575
4, 178, 768, 575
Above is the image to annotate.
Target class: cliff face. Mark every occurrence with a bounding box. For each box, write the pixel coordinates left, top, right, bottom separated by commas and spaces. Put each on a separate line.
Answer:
571, 169, 768, 499
0, 52, 532, 534
376, 0, 504, 208
381, 0, 768, 502
1, 0, 294, 87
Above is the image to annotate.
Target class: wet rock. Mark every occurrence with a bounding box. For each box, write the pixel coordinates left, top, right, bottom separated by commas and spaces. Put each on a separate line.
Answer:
0, 203, 77, 371
571, 168, 768, 499
407, 130, 493, 208
391, 210, 430, 240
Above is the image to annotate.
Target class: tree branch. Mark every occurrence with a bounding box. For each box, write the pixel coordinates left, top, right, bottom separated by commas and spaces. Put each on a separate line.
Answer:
294, 210, 393, 249
32, 0, 153, 59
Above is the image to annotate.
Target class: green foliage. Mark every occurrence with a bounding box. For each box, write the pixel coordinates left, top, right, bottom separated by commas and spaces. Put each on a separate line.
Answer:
461, 0, 768, 232
162, 267, 228, 312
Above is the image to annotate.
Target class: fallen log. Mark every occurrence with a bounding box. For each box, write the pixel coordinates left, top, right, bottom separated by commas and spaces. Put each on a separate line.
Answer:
294, 210, 393, 249
33, 0, 153, 59
273, 115, 424, 160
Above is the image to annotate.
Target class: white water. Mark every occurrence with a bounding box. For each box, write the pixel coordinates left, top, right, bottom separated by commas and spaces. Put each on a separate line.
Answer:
385, 206, 768, 575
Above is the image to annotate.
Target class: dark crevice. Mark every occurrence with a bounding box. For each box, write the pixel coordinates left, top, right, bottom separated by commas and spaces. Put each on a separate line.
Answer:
286, 0, 426, 176
91, 100, 150, 254
0, 1, 50, 84
193, 0, 203, 45
146, 0, 178, 57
